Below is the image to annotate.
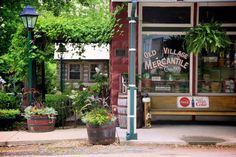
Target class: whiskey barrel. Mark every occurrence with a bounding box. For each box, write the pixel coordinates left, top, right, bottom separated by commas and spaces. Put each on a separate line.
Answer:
86, 122, 116, 145
117, 93, 127, 128
27, 115, 56, 132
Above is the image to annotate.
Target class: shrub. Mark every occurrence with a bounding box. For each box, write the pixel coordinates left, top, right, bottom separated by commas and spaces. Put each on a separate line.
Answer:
0, 109, 21, 131
45, 94, 72, 126
0, 109, 20, 119
0, 92, 20, 109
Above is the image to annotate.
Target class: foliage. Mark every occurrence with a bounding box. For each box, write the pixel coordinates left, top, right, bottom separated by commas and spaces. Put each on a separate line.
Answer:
0, 109, 20, 119
45, 94, 71, 126
45, 62, 57, 93
0, 92, 20, 109
72, 90, 91, 113
73, 67, 109, 113
184, 22, 232, 54
24, 105, 57, 120
82, 107, 116, 126
72, 67, 113, 126
3, 0, 123, 91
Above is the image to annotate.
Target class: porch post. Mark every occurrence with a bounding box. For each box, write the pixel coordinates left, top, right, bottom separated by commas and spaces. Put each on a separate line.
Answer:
126, 0, 137, 140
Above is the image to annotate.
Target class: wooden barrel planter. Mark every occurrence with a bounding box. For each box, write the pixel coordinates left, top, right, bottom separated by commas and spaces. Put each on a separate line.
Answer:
117, 93, 127, 128
86, 122, 116, 145
27, 115, 56, 132
117, 92, 144, 129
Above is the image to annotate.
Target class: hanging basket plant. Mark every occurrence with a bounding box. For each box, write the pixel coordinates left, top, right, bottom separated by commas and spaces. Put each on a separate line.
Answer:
184, 22, 232, 54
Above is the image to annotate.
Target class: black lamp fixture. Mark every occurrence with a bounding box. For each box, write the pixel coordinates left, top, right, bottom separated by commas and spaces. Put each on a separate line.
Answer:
20, 5, 39, 29
57, 43, 67, 93
19, 5, 39, 105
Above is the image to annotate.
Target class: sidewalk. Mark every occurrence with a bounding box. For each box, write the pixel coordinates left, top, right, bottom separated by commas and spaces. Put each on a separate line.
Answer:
1, 124, 236, 146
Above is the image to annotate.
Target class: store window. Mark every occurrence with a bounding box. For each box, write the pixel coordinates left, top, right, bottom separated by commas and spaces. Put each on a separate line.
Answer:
143, 7, 191, 24
142, 35, 190, 93
198, 37, 236, 94
69, 64, 80, 80
90, 64, 100, 80
199, 6, 236, 24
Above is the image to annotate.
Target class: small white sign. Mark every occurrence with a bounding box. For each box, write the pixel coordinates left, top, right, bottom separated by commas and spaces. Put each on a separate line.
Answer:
177, 96, 209, 108
194, 97, 209, 108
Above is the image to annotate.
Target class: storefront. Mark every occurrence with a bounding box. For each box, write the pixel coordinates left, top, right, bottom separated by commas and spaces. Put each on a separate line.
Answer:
110, 1, 236, 121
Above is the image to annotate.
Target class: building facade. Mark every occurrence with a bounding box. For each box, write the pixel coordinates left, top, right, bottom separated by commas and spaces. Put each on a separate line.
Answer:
110, 0, 236, 120
54, 44, 109, 90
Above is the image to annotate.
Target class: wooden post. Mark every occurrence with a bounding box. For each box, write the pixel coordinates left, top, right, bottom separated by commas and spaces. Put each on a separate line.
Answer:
142, 96, 151, 128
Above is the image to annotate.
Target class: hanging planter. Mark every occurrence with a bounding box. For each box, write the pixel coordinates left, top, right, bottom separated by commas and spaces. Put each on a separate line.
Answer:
184, 22, 231, 54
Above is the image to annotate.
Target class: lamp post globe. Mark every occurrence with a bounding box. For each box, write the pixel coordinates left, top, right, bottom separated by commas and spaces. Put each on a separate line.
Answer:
20, 5, 39, 29
20, 5, 39, 106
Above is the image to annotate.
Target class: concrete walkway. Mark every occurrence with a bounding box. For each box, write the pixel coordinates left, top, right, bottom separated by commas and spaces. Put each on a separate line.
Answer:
0, 124, 236, 146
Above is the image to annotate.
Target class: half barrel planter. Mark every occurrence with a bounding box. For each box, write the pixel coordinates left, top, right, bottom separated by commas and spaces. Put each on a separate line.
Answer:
86, 122, 116, 145
27, 115, 56, 132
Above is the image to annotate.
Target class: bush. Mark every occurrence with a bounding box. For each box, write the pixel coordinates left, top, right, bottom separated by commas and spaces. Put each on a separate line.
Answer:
45, 94, 72, 126
0, 109, 21, 131
0, 92, 20, 109
0, 109, 20, 119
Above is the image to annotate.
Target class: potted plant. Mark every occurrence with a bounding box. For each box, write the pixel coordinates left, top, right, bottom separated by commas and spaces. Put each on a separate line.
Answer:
142, 72, 152, 91
184, 21, 231, 55
74, 67, 117, 145
81, 98, 117, 145
23, 91, 58, 132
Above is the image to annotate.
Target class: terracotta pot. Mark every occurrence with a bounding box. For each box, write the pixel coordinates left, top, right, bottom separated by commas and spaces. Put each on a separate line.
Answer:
27, 115, 56, 132
86, 122, 116, 145
142, 79, 152, 90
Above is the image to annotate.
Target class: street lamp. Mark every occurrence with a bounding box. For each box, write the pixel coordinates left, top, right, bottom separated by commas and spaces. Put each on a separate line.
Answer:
20, 5, 39, 105
56, 43, 67, 93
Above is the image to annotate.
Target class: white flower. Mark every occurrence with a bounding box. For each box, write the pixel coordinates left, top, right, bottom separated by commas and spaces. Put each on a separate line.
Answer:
1, 23, 5, 28
95, 67, 100, 73
0, 76, 6, 84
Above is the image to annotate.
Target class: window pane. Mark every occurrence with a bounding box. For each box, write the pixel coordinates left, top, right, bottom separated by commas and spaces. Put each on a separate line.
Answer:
199, 6, 236, 24
198, 36, 236, 93
69, 64, 80, 79
142, 35, 190, 93
90, 64, 99, 80
143, 7, 191, 24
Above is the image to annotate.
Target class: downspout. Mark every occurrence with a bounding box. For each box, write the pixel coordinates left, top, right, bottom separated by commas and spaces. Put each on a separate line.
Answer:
126, 0, 137, 140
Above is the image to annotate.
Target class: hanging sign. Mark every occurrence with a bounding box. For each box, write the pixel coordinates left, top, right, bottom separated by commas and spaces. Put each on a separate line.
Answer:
177, 96, 209, 108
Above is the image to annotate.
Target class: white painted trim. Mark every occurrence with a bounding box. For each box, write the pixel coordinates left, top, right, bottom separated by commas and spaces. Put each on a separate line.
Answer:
129, 20, 136, 24
142, 23, 192, 28
190, 53, 193, 96
129, 48, 136, 51
142, 31, 186, 35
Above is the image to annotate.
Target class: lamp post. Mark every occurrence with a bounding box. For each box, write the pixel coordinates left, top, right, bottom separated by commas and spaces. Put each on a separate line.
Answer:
56, 43, 66, 93
20, 5, 39, 105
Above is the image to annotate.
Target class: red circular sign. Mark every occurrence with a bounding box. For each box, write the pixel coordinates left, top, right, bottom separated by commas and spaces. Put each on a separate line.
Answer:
180, 97, 190, 107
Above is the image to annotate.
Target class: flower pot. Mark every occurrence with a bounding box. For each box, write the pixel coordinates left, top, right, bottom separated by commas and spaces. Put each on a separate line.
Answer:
27, 115, 56, 132
86, 122, 116, 145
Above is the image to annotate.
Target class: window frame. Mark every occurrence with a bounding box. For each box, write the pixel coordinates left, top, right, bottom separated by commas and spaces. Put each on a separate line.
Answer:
69, 64, 81, 80
89, 63, 101, 81
139, 2, 194, 96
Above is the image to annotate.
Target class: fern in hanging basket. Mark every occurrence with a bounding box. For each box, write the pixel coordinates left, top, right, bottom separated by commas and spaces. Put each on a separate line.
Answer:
184, 22, 231, 54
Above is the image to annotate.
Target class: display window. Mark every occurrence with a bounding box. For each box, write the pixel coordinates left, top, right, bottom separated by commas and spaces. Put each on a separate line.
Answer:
141, 34, 190, 94
197, 37, 236, 94
197, 2, 236, 95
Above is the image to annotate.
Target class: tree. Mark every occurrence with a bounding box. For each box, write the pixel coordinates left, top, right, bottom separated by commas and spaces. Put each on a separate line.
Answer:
1, 0, 123, 93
